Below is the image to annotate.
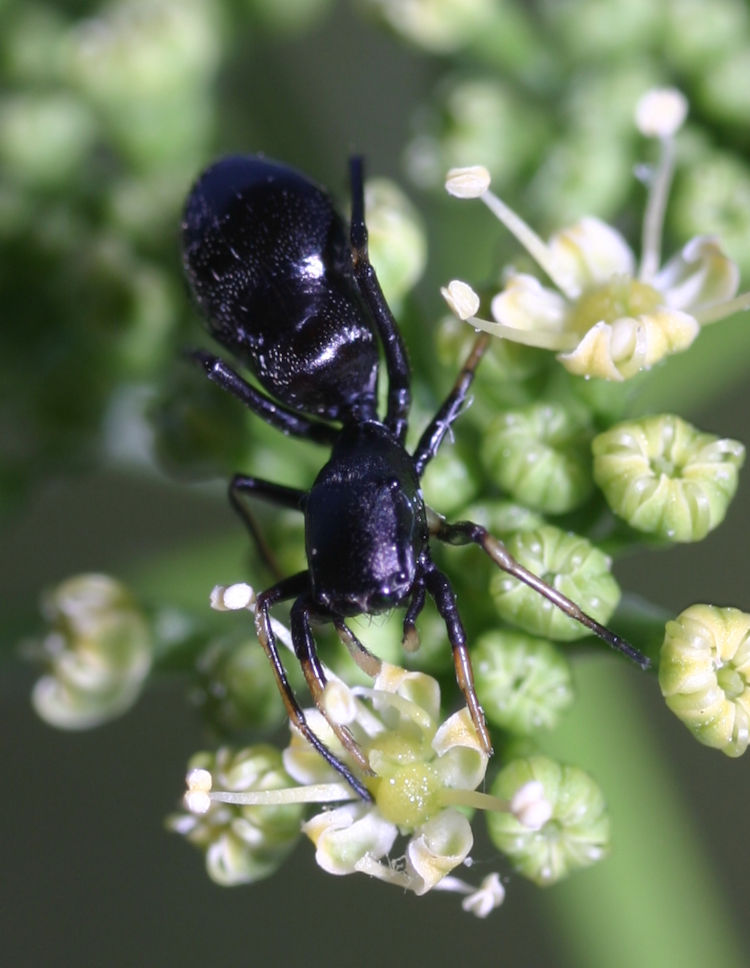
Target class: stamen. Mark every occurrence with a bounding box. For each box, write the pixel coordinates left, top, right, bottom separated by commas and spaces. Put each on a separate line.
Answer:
638, 133, 677, 283
694, 290, 750, 325
445, 165, 491, 198
207, 782, 356, 807
441, 279, 480, 319
478, 190, 580, 299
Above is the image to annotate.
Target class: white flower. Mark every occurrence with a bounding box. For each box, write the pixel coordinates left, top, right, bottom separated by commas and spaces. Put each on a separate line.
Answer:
180, 657, 535, 914
443, 90, 750, 381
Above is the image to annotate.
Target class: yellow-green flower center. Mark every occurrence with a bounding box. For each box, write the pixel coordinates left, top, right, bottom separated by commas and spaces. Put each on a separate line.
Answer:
374, 761, 443, 828
569, 277, 662, 334
717, 662, 746, 701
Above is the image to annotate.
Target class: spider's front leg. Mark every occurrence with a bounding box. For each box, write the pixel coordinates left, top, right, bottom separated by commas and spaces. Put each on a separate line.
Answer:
290, 596, 373, 776
419, 557, 493, 756
255, 577, 372, 800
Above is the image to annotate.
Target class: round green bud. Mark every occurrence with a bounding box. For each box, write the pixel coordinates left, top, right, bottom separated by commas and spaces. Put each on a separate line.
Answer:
486, 755, 610, 886
199, 637, 285, 732
473, 630, 574, 733
365, 178, 426, 309
361, 0, 497, 54
481, 402, 593, 515
421, 443, 480, 516
406, 78, 546, 189
0, 93, 96, 188
592, 415, 744, 542
659, 604, 750, 756
489, 526, 620, 641
665, 0, 749, 71
672, 151, 750, 278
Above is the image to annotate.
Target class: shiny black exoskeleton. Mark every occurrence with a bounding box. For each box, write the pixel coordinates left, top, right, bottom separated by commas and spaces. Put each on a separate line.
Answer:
182, 155, 648, 799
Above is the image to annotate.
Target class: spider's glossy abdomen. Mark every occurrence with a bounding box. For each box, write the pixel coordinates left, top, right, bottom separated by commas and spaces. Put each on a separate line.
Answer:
182, 155, 379, 421
305, 422, 428, 617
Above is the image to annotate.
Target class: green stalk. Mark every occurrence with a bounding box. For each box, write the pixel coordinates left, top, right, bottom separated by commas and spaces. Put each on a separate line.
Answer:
540, 659, 747, 968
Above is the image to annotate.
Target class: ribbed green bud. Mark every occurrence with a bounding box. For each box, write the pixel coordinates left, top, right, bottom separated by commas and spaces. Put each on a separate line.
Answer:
489, 526, 620, 641
542, 0, 661, 60
473, 630, 574, 734
592, 415, 744, 542
30, 574, 151, 729
665, 0, 749, 71
486, 755, 610, 886
199, 637, 286, 732
365, 178, 426, 309
421, 444, 480, 516
168, 745, 303, 885
360, 0, 497, 54
672, 152, 750, 278
406, 77, 546, 189
0, 93, 96, 187
435, 316, 544, 404
481, 402, 593, 515
462, 499, 546, 538
660, 605, 750, 757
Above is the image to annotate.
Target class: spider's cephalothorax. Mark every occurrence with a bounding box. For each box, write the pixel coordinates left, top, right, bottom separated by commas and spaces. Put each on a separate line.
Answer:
182, 155, 648, 799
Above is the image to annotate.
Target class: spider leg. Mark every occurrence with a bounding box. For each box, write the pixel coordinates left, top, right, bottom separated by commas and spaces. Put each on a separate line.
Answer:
290, 597, 373, 775
333, 620, 382, 678
255, 574, 372, 800
229, 475, 305, 580
401, 576, 427, 653
191, 349, 338, 445
348, 157, 411, 443
431, 513, 650, 669
422, 559, 493, 755
412, 332, 490, 476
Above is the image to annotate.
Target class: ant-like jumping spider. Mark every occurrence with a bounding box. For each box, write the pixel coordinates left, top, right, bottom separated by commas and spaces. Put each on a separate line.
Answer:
182, 155, 648, 800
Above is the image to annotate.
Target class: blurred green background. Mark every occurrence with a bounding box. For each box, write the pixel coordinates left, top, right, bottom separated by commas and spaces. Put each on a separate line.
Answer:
4, 0, 750, 965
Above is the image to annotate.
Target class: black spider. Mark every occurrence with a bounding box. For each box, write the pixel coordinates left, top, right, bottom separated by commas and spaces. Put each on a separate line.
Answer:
182, 155, 648, 800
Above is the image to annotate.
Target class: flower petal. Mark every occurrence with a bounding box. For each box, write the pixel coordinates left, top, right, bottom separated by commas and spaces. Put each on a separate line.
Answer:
652, 235, 739, 313
303, 803, 397, 875
547, 217, 635, 292
559, 309, 699, 380
405, 809, 474, 894
490, 272, 569, 334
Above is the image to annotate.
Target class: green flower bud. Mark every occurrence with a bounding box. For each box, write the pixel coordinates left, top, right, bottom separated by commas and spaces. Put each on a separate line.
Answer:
30, 574, 151, 729
481, 402, 593, 515
168, 745, 303, 885
486, 755, 610, 886
406, 79, 546, 192
199, 637, 285, 732
463, 499, 546, 538
697, 46, 750, 125
665, 0, 749, 71
0, 93, 96, 187
659, 605, 750, 756
542, 0, 661, 61
421, 444, 480, 516
489, 526, 620, 641
365, 178, 426, 309
361, 0, 497, 54
473, 630, 574, 733
672, 151, 750, 278
592, 415, 744, 542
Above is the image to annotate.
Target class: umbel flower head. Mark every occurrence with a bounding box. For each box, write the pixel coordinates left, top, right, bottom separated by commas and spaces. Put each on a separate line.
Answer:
175, 594, 561, 916
442, 88, 750, 381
